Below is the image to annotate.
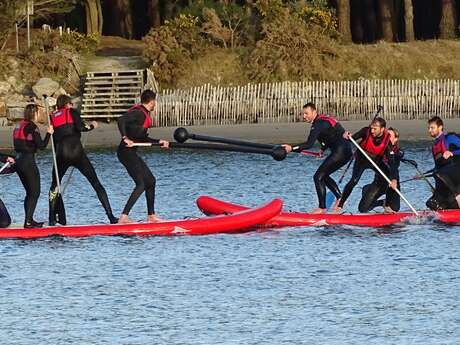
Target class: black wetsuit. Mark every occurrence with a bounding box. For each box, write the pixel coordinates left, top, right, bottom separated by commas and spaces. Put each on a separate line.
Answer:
426, 133, 460, 210
49, 108, 117, 225
117, 105, 159, 216
0, 154, 14, 228
359, 148, 403, 213
14, 120, 50, 226
292, 115, 352, 209
338, 127, 397, 209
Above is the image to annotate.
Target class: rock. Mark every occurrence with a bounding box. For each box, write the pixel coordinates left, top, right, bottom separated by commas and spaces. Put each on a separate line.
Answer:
52, 87, 68, 98
0, 117, 9, 126
0, 101, 6, 117
7, 106, 25, 120
7, 76, 25, 94
7, 58, 19, 71
32, 78, 60, 98
71, 96, 82, 110
0, 82, 11, 95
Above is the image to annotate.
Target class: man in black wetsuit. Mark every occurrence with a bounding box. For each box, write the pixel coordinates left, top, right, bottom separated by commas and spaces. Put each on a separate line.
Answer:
358, 127, 403, 213
117, 90, 169, 223
335, 117, 398, 213
48, 95, 117, 225
282, 103, 353, 213
14, 104, 53, 228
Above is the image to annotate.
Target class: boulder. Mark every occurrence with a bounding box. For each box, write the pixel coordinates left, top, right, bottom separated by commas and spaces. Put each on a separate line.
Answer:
0, 82, 11, 95
7, 76, 25, 94
32, 78, 60, 98
7, 106, 25, 120
0, 100, 6, 117
52, 87, 68, 98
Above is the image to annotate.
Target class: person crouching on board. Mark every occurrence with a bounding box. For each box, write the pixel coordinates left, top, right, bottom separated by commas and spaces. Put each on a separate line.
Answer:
426, 116, 460, 210
282, 103, 353, 214
13, 104, 54, 228
0, 153, 16, 228
117, 90, 169, 224
358, 127, 403, 214
335, 117, 398, 213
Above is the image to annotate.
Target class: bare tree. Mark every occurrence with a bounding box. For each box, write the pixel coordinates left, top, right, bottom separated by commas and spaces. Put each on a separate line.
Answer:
336, 0, 352, 42
84, 0, 103, 34
404, 0, 414, 41
149, 0, 162, 28
439, 0, 457, 39
379, 0, 394, 41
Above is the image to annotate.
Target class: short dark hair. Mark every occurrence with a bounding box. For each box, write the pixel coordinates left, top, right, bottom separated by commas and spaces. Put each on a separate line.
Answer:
303, 102, 316, 111
24, 104, 38, 121
428, 116, 443, 127
371, 117, 386, 128
141, 90, 156, 104
56, 95, 72, 109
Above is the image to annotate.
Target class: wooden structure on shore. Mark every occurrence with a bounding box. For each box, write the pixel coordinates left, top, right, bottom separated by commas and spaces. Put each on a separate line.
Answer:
156, 79, 460, 127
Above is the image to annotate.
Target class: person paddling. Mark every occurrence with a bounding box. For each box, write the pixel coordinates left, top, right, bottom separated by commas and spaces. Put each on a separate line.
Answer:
426, 116, 460, 210
334, 117, 398, 213
117, 90, 169, 224
358, 127, 403, 213
282, 103, 352, 213
13, 104, 53, 228
48, 95, 117, 225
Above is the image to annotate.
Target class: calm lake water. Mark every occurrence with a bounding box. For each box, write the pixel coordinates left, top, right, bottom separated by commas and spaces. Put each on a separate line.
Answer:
0, 145, 459, 344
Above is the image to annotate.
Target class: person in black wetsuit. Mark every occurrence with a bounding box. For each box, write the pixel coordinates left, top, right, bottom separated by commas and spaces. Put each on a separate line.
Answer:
117, 90, 169, 223
358, 127, 403, 213
13, 104, 53, 228
0, 153, 16, 228
48, 95, 117, 225
335, 117, 398, 213
282, 103, 353, 213
426, 116, 460, 210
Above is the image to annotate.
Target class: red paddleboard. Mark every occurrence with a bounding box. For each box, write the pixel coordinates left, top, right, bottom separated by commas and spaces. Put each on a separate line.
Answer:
0, 199, 282, 239
196, 196, 460, 227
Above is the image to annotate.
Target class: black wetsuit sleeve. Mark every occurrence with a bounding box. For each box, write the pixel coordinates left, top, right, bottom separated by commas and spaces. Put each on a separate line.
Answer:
384, 144, 398, 180
351, 127, 369, 141
25, 123, 50, 150
71, 109, 94, 133
118, 111, 141, 138
292, 121, 329, 152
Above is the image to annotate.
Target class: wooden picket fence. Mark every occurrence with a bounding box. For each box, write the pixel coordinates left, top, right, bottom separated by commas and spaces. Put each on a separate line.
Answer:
154, 79, 460, 127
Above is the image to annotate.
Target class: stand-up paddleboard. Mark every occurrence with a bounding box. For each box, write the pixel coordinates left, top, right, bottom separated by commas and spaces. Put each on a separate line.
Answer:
197, 196, 460, 227
0, 199, 282, 239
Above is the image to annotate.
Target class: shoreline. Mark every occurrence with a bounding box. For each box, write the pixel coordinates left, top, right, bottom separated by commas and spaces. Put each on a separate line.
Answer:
1, 119, 458, 150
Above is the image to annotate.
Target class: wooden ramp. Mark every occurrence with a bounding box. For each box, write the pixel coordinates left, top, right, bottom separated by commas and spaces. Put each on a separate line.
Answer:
81, 70, 144, 119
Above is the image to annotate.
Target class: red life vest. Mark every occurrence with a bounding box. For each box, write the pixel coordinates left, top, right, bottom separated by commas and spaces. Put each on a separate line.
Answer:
50, 107, 73, 128
13, 120, 33, 142
129, 104, 152, 129
360, 128, 391, 157
317, 114, 337, 127
432, 133, 447, 161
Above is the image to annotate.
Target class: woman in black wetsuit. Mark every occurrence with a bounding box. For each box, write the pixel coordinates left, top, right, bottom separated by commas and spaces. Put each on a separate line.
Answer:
117, 90, 169, 223
13, 104, 53, 228
0, 153, 16, 228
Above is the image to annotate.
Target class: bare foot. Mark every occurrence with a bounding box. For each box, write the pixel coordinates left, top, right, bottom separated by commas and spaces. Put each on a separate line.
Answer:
118, 214, 134, 224
384, 206, 396, 214
332, 198, 341, 210
331, 207, 343, 214
456, 194, 460, 208
147, 214, 163, 223
311, 208, 327, 214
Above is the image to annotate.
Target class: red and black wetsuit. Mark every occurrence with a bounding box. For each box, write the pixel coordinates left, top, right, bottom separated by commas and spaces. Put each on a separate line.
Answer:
117, 104, 160, 216
359, 146, 404, 213
338, 126, 398, 209
48, 107, 117, 225
426, 133, 460, 210
13, 119, 50, 226
292, 114, 352, 209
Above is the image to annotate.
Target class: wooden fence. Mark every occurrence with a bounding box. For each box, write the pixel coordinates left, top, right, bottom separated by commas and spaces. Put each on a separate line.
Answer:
154, 79, 460, 127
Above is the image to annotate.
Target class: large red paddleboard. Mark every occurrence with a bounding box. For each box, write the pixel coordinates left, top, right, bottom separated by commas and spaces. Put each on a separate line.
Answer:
0, 199, 282, 239
197, 196, 460, 227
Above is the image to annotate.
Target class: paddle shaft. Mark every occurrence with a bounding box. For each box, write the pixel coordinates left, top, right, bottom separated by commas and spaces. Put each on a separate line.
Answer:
43, 95, 61, 194
0, 161, 10, 174
402, 160, 436, 192
187, 132, 276, 150
349, 136, 419, 215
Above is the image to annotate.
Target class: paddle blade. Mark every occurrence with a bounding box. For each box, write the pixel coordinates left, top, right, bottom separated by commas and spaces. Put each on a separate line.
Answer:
325, 192, 336, 210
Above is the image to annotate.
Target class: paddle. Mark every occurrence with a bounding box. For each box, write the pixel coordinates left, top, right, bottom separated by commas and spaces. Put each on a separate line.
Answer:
132, 141, 288, 161
325, 105, 384, 209
348, 136, 418, 215
0, 161, 11, 174
43, 95, 62, 205
401, 158, 436, 192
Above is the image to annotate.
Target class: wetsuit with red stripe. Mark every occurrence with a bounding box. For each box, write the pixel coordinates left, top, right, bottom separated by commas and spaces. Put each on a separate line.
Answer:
14, 120, 50, 227
117, 104, 160, 216
48, 107, 117, 225
426, 133, 460, 210
338, 126, 397, 209
292, 114, 352, 209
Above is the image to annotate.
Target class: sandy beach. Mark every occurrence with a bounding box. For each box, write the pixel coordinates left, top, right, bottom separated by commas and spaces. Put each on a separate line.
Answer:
1, 119, 460, 150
